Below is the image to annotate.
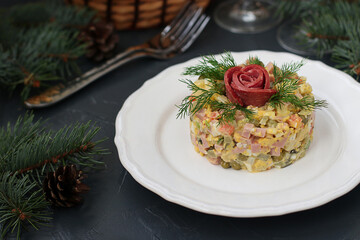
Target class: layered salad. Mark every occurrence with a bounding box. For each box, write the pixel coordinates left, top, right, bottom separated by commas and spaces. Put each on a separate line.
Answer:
177, 53, 327, 172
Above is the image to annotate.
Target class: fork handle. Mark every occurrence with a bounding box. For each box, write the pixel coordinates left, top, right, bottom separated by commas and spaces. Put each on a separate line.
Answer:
73, 45, 147, 80
24, 50, 147, 108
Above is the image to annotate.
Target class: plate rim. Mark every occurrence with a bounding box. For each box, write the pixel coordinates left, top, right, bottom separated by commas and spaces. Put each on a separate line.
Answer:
114, 50, 360, 217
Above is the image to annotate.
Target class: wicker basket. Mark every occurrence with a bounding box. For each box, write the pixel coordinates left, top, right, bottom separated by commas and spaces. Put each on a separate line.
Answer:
66, 0, 210, 30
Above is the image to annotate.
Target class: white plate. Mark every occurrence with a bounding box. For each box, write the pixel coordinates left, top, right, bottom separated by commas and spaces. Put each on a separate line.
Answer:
115, 51, 360, 217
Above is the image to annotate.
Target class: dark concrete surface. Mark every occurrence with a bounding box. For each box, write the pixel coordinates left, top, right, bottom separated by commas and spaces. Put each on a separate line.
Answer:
1, 1, 360, 239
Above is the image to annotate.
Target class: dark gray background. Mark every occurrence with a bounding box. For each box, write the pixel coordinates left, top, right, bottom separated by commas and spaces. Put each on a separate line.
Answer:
1, 0, 359, 239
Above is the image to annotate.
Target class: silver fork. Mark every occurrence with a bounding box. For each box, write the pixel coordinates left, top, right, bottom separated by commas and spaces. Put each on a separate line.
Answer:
24, 2, 210, 108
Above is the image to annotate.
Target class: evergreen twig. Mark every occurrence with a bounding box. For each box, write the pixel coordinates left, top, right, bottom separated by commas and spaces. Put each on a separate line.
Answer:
0, 0, 96, 100
0, 173, 51, 240
0, 113, 108, 239
276, 0, 360, 79
332, 20, 360, 80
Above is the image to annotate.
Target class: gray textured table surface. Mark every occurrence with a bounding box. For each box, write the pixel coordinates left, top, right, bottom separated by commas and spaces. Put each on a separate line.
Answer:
1, 1, 360, 239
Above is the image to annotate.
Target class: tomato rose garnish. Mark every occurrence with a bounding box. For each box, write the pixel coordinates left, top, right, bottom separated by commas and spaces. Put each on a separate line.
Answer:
224, 64, 276, 107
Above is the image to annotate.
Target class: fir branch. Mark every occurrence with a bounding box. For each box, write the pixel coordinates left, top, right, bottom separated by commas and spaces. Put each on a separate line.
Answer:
2, 121, 107, 184
0, 112, 45, 165
0, 1, 96, 100
306, 32, 349, 41
331, 20, 360, 79
6, 1, 95, 31
275, 0, 349, 19
0, 172, 51, 239
278, 0, 360, 58
20, 23, 86, 77
183, 52, 236, 80
16, 142, 96, 175
0, 112, 108, 239
275, 0, 324, 19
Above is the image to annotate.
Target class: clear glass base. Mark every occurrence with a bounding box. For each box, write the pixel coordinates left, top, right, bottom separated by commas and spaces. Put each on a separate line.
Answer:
214, 0, 281, 34
277, 20, 330, 56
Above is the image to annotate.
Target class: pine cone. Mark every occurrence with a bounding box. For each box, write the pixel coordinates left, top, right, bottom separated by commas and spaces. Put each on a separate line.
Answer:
43, 165, 90, 207
78, 20, 119, 62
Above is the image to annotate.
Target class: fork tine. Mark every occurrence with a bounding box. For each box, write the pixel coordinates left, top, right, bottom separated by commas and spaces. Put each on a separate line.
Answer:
162, 3, 201, 40
170, 7, 203, 41
162, 1, 196, 36
176, 15, 210, 53
157, 13, 209, 56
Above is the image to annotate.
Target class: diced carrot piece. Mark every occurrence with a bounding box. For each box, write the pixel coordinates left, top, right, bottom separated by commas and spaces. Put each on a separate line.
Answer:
288, 114, 303, 128
218, 123, 235, 135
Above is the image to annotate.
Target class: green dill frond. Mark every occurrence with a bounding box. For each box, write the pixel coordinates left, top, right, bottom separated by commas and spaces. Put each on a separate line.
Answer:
176, 79, 223, 119
178, 53, 327, 124
209, 101, 254, 124
183, 51, 236, 80
270, 59, 327, 110
176, 78, 252, 121
269, 78, 300, 108
269, 78, 327, 110
273, 59, 306, 84
247, 55, 264, 66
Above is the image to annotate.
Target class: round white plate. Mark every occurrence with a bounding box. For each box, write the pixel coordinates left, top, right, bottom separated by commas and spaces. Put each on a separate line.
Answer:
115, 51, 360, 217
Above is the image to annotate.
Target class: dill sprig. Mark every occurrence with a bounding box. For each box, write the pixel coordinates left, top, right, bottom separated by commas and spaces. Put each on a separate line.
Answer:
178, 53, 327, 124
209, 101, 254, 124
269, 60, 327, 110
247, 55, 264, 66
183, 52, 236, 80
176, 78, 223, 119
269, 78, 327, 110
273, 59, 306, 84
176, 78, 253, 123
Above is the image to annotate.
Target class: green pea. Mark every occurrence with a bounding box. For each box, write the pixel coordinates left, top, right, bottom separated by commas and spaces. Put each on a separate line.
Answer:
230, 161, 242, 170
221, 160, 231, 169
257, 154, 270, 161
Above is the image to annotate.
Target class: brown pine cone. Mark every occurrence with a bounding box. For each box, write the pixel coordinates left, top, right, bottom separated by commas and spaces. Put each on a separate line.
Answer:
43, 165, 90, 207
78, 20, 119, 62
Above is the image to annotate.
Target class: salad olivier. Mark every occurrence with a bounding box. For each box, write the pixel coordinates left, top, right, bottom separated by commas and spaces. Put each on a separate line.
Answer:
177, 53, 327, 172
